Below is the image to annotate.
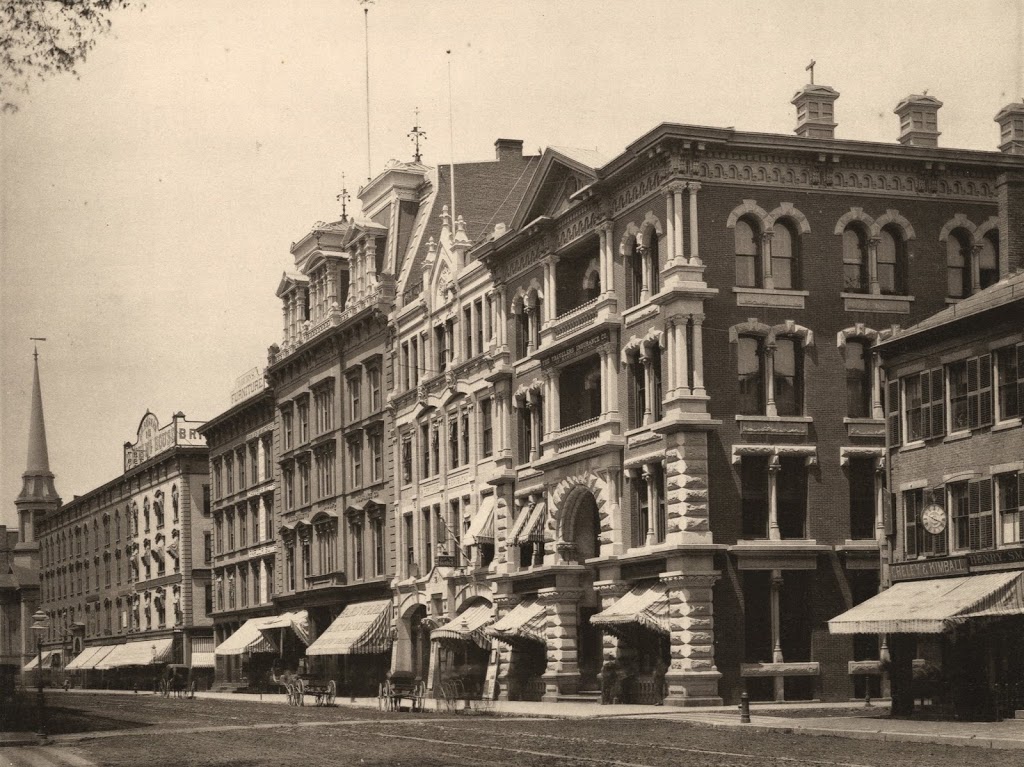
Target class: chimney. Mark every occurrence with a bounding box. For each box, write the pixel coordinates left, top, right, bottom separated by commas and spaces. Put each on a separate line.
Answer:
894, 94, 942, 148
495, 138, 524, 162
791, 84, 839, 139
995, 103, 1024, 155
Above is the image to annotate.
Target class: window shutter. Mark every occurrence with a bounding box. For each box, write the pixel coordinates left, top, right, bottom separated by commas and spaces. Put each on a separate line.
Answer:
968, 481, 981, 550
930, 368, 945, 438
1018, 472, 1024, 543
978, 354, 993, 427
904, 492, 918, 557
887, 380, 901, 446
978, 478, 994, 550
919, 372, 932, 439
967, 357, 981, 428
1017, 345, 1024, 413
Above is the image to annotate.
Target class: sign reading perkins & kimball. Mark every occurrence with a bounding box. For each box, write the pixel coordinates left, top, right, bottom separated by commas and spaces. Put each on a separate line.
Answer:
124, 411, 206, 471
890, 546, 1024, 582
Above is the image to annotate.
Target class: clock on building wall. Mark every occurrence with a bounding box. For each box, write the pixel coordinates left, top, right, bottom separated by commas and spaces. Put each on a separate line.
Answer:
921, 503, 946, 535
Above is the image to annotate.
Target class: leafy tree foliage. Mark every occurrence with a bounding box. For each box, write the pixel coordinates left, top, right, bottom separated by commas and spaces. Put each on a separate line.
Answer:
1, 0, 140, 112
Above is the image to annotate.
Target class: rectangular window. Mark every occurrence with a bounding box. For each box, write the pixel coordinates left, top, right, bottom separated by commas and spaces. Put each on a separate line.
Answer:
265, 559, 275, 599
449, 415, 460, 469
282, 410, 294, 451
997, 472, 1022, 546
404, 514, 415, 573
630, 358, 646, 428
741, 456, 769, 539
401, 342, 410, 391
213, 462, 222, 499
302, 537, 312, 579
372, 517, 385, 576
237, 448, 246, 489
431, 423, 440, 475
369, 432, 382, 483
436, 325, 448, 372
286, 544, 296, 591
250, 442, 259, 482
316, 449, 335, 497
349, 440, 363, 487
239, 510, 247, 548
314, 387, 335, 434
904, 368, 944, 442
263, 436, 273, 479
402, 436, 413, 485
421, 507, 433, 569
996, 343, 1024, 421
420, 423, 430, 479
299, 461, 311, 505
773, 338, 803, 417
953, 479, 995, 552
368, 367, 381, 412
264, 495, 274, 541
298, 401, 310, 444
461, 410, 471, 466
848, 458, 876, 540
239, 568, 248, 608
777, 457, 806, 539
227, 512, 236, 550
737, 336, 764, 416
474, 298, 485, 354
844, 340, 872, 419
464, 305, 473, 359
948, 354, 993, 432
251, 503, 260, 544
411, 337, 419, 386
349, 375, 362, 421
225, 455, 234, 494
481, 398, 493, 457
283, 466, 294, 510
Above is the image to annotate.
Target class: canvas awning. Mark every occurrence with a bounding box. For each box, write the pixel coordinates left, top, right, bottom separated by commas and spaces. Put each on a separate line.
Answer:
464, 496, 496, 545
97, 638, 174, 669
590, 583, 671, 635
431, 602, 494, 648
509, 501, 546, 545
305, 600, 392, 656
485, 600, 548, 645
829, 571, 1024, 634
214, 611, 310, 656
22, 649, 60, 671
66, 644, 117, 671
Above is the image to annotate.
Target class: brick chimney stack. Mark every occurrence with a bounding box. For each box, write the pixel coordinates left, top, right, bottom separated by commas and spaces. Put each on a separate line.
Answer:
495, 138, 524, 162
894, 94, 942, 148
995, 103, 1024, 155
791, 84, 839, 140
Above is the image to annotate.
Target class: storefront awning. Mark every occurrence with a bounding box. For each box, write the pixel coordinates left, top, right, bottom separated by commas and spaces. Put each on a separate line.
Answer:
305, 600, 392, 656
509, 501, 546, 545
829, 571, 1024, 634
97, 638, 174, 669
464, 496, 496, 545
190, 652, 215, 668
431, 602, 494, 648
66, 644, 117, 671
22, 649, 60, 671
214, 611, 310, 656
590, 583, 671, 635
486, 600, 548, 645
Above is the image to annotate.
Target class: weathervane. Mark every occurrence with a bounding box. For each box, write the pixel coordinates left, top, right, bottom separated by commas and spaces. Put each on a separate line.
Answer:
409, 108, 426, 163
30, 337, 46, 360
806, 59, 816, 85
336, 173, 350, 221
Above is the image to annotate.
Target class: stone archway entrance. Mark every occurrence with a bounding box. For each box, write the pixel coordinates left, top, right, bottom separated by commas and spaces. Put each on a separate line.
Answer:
559, 486, 603, 692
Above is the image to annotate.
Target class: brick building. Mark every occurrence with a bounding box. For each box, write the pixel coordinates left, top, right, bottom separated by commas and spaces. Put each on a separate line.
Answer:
830, 271, 1024, 719
38, 412, 214, 688
466, 89, 1024, 705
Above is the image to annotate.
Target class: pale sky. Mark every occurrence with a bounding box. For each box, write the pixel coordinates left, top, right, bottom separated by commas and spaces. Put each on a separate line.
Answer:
1, 0, 1022, 528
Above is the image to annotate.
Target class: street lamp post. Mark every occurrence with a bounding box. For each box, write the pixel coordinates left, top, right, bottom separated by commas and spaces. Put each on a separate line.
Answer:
30, 610, 50, 739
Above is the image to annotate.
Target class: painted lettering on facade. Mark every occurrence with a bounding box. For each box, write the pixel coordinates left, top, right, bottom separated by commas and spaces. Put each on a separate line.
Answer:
125, 412, 207, 471
231, 367, 267, 404
547, 331, 610, 368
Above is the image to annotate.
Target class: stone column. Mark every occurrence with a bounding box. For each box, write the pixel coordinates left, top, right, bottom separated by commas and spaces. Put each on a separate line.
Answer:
525, 306, 537, 355
660, 571, 722, 706
644, 464, 657, 545
528, 400, 539, 463
868, 237, 881, 295
282, 301, 290, 345
538, 586, 582, 701
690, 314, 706, 397
872, 354, 884, 420
761, 230, 775, 291
687, 182, 702, 265
971, 243, 984, 294
605, 344, 620, 418
639, 245, 651, 303
677, 317, 691, 396
492, 594, 520, 700
770, 569, 785, 701
673, 183, 686, 262
665, 188, 676, 261
548, 371, 561, 436
764, 341, 777, 417
768, 456, 781, 541
874, 457, 887, 544
595, 581, 630, 670
601, 221, 615, 297
641, 353, 654, 425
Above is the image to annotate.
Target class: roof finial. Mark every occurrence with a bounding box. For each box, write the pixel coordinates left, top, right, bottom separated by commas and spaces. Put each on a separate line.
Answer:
336, 173, 350, 221
806, 58, 816, 85
30, 337, 46, 361
409, 107, 426, 163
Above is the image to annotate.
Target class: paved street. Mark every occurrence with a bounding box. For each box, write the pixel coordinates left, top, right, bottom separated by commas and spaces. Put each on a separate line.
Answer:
3, 692, 1024, 767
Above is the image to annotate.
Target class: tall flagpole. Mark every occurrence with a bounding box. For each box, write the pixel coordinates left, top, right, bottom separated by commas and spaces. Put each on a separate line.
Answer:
447, 49, 456, 224
363, 1, 373, 181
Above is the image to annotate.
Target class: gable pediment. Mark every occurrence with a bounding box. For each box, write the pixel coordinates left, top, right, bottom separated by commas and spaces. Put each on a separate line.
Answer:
511, 148, 600, 231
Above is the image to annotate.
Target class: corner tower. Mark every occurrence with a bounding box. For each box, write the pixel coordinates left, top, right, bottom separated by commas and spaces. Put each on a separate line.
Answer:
14, 347, 61, 547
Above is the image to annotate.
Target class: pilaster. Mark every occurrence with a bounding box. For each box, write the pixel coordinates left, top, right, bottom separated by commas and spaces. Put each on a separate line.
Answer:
660, 571, 722, 706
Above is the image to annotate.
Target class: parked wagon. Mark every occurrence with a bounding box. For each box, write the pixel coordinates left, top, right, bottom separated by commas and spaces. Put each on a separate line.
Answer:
159, 664, 197, 699
378, 670, 425, 712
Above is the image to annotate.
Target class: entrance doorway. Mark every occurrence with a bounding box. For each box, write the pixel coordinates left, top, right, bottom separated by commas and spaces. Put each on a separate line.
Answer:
578, 606, 603, 691
408, 606, 430, 681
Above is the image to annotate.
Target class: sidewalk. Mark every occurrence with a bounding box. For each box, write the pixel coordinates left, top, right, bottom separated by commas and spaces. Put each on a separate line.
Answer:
50, 688, 1024, 750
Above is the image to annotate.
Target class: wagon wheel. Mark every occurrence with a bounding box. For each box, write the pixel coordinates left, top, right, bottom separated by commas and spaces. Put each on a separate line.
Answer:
285, 682, 296, 706
325, 679, 337, 707
295, 677, 305, 707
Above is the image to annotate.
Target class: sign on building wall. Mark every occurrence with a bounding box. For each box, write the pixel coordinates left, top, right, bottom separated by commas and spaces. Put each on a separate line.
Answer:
230, 367, 267, 404
124, 412, 206, 471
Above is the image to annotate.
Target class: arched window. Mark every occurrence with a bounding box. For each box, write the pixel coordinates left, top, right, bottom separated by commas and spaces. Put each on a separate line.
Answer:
844, 340, 871, 419
946, 228, 971, 298
735, 218, 761, 288
647, 232, 660, 295
978, 233, 999, 290
842, 225, 869, 293
737, 336, 764, 415
771, 220, 800, 290
876, 225, 907, 295
773, 337, 803, 417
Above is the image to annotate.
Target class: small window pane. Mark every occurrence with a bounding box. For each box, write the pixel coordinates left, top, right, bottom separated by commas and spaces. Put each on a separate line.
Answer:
737, 337, 763, 415
771, 223, 794, 290
842, 227, 867, 293
774, 338, 801, 417
735, 219, 760, 288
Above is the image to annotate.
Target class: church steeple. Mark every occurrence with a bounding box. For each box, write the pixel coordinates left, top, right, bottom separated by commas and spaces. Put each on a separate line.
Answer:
15, 345, 61, 546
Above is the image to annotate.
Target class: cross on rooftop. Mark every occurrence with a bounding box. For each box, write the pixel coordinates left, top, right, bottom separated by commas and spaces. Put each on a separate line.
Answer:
806, 59, 816, 85
409, 107, 426, 163
336, 174, 350, 221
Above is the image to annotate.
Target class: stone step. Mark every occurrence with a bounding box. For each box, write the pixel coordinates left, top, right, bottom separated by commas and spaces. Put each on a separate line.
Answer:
556, 691, 602, 704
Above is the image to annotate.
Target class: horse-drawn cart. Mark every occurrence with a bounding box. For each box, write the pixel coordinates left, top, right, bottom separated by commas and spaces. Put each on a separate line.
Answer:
159, 664, 197, 699
378, 670, 426, 712
273, 667, 337, 707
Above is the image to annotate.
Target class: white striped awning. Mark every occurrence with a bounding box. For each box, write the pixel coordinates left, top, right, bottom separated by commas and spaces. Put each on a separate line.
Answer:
97, 638, 174, 668
464, 496, 495, 545
305, 600, 392, 656
486, 600, 548, 645
66, 644, 117, 671
509, 501, 546, 545
828, 571, 1024, 634
190, 636, 215, 668
590, 583, 671, 635
261, 611, 311, 646
431, 602, 494, 648
23, 649, 60, 671
214, 611, 309, 657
